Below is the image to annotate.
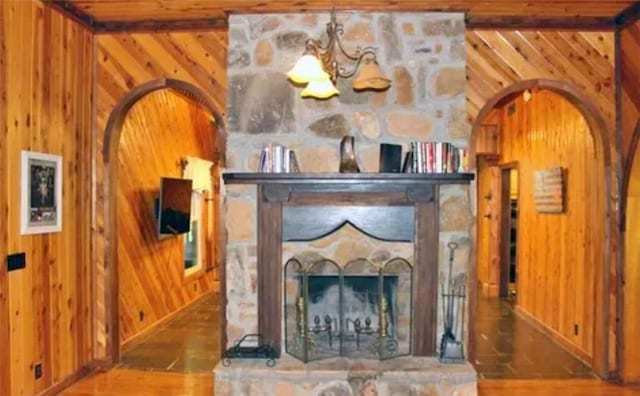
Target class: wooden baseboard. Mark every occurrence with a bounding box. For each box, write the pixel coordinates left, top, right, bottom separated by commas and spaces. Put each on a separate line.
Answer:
121, 287, 218, 352
38, 361, 99, 396
514, 305, 593, 367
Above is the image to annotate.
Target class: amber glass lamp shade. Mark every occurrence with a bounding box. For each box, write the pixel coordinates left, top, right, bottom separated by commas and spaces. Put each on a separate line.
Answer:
352, 61, 391, 91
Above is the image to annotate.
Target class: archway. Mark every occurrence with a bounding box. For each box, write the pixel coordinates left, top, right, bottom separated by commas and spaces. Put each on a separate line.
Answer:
622, 120, 640, 382
468, 79, 611, 378
102, 79, 227, 364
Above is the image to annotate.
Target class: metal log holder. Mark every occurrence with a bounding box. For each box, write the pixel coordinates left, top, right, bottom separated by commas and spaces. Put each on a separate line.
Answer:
439, 242, 467, 363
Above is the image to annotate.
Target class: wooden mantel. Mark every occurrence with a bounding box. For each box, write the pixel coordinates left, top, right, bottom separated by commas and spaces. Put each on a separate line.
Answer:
223, 172, 474, 357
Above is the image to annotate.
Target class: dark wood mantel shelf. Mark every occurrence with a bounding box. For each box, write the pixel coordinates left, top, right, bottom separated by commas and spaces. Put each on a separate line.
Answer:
223, 172, 474, 185
223, 172, 474, 358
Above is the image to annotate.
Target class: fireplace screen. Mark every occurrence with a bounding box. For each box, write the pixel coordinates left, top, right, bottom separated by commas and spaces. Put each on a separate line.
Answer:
284, 255, 413, 362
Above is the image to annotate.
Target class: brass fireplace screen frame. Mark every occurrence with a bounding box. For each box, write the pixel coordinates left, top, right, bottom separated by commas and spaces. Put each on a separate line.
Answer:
284, 255, 413, 362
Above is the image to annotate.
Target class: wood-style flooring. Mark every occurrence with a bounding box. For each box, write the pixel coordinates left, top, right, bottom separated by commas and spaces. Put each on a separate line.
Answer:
59, 292, 640, 395
60, 370, 640, 396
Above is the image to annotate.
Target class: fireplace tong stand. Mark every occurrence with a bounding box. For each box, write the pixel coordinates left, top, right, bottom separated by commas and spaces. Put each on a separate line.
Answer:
439, 241, 467, 363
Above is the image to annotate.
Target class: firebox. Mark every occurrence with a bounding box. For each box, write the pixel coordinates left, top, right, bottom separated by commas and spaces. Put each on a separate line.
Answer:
284, 255, 413, 362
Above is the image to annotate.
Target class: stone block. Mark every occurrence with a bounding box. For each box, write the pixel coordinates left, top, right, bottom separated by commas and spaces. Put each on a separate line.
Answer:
421, 18, 465, 37
296, 146, 341, 172
394, 66, 415, 106
434, 67, 466, 98
229, 49, 251, 69
227, 73, 296, 134
387, 112, 433, 139
344, 22, 375, 44
255, 40, 274, 66
249, 16, 283, 39
226, 199, 255, 241
354, 112, 381, 140
308, 114, 351, 139
439, 195, 472, 232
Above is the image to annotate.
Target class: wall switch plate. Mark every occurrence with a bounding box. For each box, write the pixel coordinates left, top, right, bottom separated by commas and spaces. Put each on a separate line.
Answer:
7, 252, 26, 272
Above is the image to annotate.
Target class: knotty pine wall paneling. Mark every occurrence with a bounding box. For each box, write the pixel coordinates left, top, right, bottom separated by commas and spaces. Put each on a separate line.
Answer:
117, 89, 218, 345
622, 19, 640, 384
466, 28, 615, 375
0, 1, 94, 395
621, 21, 640, 164
0, 1, 9, 393
95, 31, 228, 358
499, 90, 603, 362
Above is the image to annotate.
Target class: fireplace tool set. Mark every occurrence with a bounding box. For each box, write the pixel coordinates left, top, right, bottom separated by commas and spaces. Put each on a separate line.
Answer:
439, 241, 467, 363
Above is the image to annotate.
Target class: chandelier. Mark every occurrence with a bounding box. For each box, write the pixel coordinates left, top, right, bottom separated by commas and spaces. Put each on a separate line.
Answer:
286, 6, 391, 99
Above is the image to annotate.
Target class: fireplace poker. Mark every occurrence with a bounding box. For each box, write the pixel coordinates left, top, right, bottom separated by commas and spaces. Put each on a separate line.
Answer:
439, 241, 465, 363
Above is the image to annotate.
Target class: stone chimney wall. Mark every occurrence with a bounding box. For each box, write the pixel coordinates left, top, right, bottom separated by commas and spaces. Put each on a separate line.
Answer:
224, 12, 472, 347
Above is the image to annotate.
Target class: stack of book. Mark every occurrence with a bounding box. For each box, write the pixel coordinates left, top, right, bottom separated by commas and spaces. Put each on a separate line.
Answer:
404, 142, 469, 173
257, 144, 300, 173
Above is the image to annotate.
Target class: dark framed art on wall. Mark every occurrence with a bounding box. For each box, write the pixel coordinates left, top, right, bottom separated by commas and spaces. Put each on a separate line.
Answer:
21, 150, 62, 235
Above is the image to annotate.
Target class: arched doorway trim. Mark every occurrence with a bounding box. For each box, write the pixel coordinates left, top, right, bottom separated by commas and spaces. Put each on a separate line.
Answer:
102, 78, 227, 364
468, 78, 612, 378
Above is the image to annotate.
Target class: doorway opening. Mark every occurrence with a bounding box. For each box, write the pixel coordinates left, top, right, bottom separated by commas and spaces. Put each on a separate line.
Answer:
102, 79, 227, 370
471, 81, 609, 380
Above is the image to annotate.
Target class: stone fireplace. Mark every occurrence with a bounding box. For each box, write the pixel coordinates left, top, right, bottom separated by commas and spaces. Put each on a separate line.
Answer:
217, 11, 475, 396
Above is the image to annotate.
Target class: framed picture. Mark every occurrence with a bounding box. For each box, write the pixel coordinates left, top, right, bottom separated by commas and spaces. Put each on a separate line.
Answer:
21, 150, 62, 235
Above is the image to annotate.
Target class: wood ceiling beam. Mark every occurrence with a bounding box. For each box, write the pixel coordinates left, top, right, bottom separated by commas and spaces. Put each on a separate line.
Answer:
466, 16, 617, 30
44, 0, 96, 31
615, 1, 640, 29
94, 18, 229, 33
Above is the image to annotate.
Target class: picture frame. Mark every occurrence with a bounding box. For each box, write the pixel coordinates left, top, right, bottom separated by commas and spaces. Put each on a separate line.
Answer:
21, 150, 62, 235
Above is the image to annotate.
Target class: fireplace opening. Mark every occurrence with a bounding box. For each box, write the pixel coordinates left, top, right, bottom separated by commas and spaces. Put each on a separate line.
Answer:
284, 255, 412, 362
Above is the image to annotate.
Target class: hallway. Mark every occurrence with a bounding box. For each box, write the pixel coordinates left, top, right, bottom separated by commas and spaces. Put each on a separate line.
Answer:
475, 296, 595, 379
117, 292, 221, 373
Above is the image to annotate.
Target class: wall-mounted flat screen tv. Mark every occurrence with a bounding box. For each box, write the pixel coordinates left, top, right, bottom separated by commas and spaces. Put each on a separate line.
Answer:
157, 177, 192, 236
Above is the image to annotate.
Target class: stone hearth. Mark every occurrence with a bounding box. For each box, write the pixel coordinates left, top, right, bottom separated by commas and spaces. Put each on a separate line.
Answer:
215, 356, 476, 396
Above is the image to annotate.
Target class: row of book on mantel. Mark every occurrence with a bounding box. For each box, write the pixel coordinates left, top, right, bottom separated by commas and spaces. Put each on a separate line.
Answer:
406, 141, 469, 174
256, 142, 470, 174
257, 144, 300, 173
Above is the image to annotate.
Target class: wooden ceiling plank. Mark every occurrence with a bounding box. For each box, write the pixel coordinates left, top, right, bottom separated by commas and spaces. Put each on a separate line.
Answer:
580, 32, 616, 66
466, 31, 523, 84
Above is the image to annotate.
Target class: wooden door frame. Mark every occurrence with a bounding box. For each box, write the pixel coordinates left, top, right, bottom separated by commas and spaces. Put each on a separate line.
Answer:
101, 79, 227, 365
468, 78, 612, 377
498, 163, 518, 298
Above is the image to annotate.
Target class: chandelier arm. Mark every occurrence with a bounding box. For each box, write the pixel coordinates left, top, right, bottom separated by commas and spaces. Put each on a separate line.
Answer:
334, 46, 379, 79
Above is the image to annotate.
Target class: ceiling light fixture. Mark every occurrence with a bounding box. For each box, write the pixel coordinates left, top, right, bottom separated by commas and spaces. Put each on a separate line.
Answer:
286, 3, 391, 99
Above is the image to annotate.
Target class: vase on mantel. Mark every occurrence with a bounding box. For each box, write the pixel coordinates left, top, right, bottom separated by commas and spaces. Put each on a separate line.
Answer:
339, 135, 360, 173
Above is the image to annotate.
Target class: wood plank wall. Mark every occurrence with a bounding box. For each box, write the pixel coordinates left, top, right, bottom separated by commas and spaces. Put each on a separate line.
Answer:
622, 19, 640, 383
498, 89, 603, 362
117, 89, 218, 345
466, 28, 616, 374
0, 1, 94, 395
95, 31, 227, 358
0, 3, 8, 393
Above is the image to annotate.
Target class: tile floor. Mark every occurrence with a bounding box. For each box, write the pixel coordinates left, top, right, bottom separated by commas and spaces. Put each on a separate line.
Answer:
474, 296, 595, 379
117, 291, 595, 380
117, 292, 221, 373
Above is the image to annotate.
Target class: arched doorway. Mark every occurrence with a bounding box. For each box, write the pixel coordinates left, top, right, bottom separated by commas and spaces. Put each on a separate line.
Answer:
102, 79, 227, 364
622, 120, 640, 382
468, 79, 611, 378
